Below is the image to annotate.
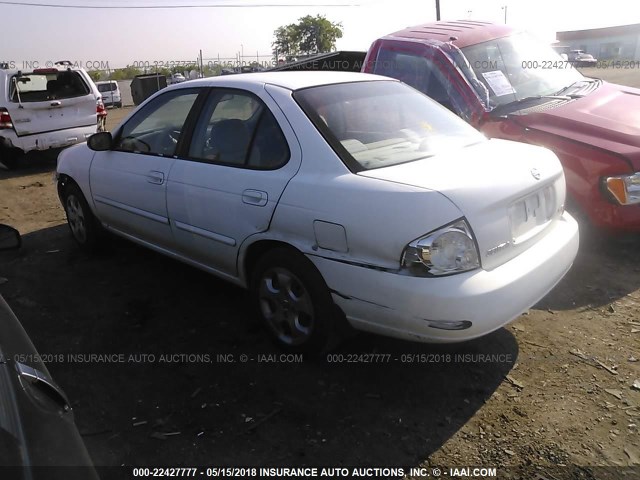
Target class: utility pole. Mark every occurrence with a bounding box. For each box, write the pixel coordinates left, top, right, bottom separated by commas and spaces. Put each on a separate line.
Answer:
502, 5, 507, 24
435, 0, 440, 20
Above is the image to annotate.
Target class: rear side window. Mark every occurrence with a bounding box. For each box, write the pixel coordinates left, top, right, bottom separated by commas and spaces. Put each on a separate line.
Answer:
187, 89, 289, 169
10, 70, 90, 102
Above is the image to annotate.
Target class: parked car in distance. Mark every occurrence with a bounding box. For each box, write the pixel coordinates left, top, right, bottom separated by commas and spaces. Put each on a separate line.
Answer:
363, 20, 640, 232
567, 49, 597, 67
56, 72, 578, 352
167, 73, 187, 85
0, 61, 105, 169
96, 80, 122, 108
0, 224, 99, 478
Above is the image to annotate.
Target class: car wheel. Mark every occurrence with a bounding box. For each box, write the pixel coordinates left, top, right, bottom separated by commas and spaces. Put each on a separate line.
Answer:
61, 183, 103, 249
251, 248, 335, 354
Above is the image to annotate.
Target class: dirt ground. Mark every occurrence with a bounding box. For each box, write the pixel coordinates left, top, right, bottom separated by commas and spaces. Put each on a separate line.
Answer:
1, 70, 639, 479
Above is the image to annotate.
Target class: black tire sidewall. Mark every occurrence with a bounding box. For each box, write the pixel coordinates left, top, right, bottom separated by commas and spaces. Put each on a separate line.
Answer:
251, 249, 334, 354
62, 183, 101, 249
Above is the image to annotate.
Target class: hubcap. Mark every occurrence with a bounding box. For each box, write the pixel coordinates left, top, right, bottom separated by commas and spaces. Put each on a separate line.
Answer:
258, 267, 314, 346
66, 195, 87, 243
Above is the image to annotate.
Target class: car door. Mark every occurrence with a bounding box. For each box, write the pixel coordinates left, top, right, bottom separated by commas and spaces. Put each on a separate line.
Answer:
89, 88, 203, 249
167, 88, 301, 278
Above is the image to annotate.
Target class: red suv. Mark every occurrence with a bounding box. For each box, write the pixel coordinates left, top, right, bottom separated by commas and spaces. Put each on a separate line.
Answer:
363, 20, 640, 232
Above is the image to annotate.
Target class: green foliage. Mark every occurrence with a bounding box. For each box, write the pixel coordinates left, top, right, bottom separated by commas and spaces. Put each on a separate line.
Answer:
87, 70, 101, 82
272, 15, 343, 59
110, 66, 144, 81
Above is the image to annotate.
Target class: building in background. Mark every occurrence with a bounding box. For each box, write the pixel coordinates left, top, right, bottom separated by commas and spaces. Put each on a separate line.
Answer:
556, 23, 640, 60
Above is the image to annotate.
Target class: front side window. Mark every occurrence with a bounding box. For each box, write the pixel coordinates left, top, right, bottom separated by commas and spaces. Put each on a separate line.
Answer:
115, 89, 200, 157
294, 80, 483, 171
188, 90, 289, 169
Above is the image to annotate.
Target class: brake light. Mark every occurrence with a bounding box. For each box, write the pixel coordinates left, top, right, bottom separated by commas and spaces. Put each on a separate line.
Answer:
0, 108, 13, 129
33, 68, 59, 74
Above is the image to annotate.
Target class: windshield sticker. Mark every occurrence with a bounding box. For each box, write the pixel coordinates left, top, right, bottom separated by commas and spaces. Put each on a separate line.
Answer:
481, 70, 516, 97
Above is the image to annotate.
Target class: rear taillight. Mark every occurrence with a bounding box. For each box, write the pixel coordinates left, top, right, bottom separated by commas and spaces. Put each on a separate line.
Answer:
97, 99, 107, 118
0, 108, 13, 129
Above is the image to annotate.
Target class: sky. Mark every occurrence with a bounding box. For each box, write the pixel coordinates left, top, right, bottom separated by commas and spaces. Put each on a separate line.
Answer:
1, 0, 639, 69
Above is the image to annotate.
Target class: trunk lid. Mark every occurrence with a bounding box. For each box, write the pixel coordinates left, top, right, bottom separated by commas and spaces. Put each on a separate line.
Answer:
358, 138, 566, 270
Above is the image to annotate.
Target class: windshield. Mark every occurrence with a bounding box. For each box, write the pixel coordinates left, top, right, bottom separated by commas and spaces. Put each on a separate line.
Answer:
461, 32, 584, 108
294, 81, 484, 171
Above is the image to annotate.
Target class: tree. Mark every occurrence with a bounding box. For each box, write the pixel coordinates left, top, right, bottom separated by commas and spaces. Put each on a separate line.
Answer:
272, 15, 343, 59
88, 70, 101, 82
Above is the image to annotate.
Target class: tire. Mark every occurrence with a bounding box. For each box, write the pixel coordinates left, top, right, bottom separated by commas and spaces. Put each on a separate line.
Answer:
61, 182, 103, 250
0, 148, 23, 170
251, 248, 336, 354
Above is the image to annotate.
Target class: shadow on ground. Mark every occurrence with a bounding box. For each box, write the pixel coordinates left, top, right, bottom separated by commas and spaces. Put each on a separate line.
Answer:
0, 152, 58, 180
536, 232, 640, 311
0, 225, 519, 467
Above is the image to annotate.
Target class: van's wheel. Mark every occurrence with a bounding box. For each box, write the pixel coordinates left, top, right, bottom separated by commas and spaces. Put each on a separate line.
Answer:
251, 248, 335, 354
61, 182, 103, 250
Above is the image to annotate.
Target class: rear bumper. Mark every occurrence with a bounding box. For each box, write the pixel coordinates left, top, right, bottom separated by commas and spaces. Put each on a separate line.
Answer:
1, 125, 96, 154
310, 212, 579, 343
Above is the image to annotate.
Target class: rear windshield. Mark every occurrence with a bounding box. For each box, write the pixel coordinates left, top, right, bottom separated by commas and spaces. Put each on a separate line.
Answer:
97, 82, 116, 92
294, 80, 483, 171
10, 70, 91, 102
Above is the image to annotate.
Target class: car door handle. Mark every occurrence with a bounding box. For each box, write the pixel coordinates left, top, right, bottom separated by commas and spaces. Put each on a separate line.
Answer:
50, 101, 62, 107
147, 171, 165, 185
242, 189, 268, 206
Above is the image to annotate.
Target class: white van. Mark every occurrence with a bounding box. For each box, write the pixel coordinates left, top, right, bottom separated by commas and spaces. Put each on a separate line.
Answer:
96, 80, 122, 108
0, 61, 105, 169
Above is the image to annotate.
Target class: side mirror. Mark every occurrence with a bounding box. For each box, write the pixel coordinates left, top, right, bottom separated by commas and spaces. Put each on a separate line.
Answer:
0, 225, 21, 251
87, 131, 113, 151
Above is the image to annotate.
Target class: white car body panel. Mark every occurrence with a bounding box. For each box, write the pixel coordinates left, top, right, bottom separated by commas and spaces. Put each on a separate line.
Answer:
310, 213, 577, 343
359, 139, 567, 271
57, 72, 579, 344
90, 151, 176, 249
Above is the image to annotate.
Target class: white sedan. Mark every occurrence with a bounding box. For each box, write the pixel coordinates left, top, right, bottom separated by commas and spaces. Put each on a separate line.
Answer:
56, 71, 579, 352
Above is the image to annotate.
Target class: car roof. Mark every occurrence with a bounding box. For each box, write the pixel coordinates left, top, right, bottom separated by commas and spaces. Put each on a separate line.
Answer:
173, 71, 391, 91
383, 20, 516, 49
0, 66, 86, 76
